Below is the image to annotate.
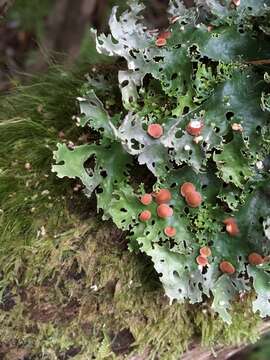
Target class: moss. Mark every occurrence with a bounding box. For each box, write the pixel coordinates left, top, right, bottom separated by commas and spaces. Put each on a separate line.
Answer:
0, 67, 83, 289
194, 295, 260, 349
0, 218, 261, 358
0, 219, 261, 358
0, 65, 263, 359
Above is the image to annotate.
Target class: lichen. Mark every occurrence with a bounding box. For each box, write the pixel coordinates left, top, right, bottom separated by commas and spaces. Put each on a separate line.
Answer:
0, 45, 265, 360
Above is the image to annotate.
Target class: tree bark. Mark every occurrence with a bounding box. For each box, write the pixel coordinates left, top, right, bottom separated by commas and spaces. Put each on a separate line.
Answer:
0, 0, 14, 18
46, 0, 107, 60
181, 321, 270, 360
34, 0, 107, 69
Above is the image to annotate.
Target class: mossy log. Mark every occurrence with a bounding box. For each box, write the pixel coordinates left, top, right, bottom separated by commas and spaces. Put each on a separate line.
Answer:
0, 65, 268, 359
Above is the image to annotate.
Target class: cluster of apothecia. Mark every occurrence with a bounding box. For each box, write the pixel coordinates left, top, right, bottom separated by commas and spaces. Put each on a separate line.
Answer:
139, 185, 264, 274
144, 104, 263, 274
154, 2, 241, 48
146, 119, 204, 141
180, 182, 202, 208
139, 189, 176, 238
196, 246, 212, 267
139, 182, 203, 241
196, 215, 265, 273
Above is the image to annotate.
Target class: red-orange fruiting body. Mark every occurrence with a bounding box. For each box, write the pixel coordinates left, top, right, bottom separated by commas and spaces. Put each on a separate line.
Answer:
185, 191, 202, 208
139, 210, 151, 222
155, 37, 167, 47
226, 223, 239, 236
232, 0, 240, 6
223, 217, 234, 225
223, 218, 239, 236
248, 252, 264, 266
140, 194, 152, 205
157, 204, 173, 218
186, 119, 204, 136
155, 189, 172, 204
147, 123, 164, 139
159, 31, 171, 39
219, 261, 235, 274
200, 246, 212, 258
180, 182, 196, 197
164, 226, 176, 237
196, 255, 208, 266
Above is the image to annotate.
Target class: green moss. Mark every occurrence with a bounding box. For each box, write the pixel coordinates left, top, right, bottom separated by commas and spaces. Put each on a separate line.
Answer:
195, 295, 260, 348
0, 67, 86, 290
0, 218, 261, 358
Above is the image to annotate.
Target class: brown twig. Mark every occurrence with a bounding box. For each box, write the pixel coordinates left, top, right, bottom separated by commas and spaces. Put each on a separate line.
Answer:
246, 59, 270, 65
181, 320, 270, 360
